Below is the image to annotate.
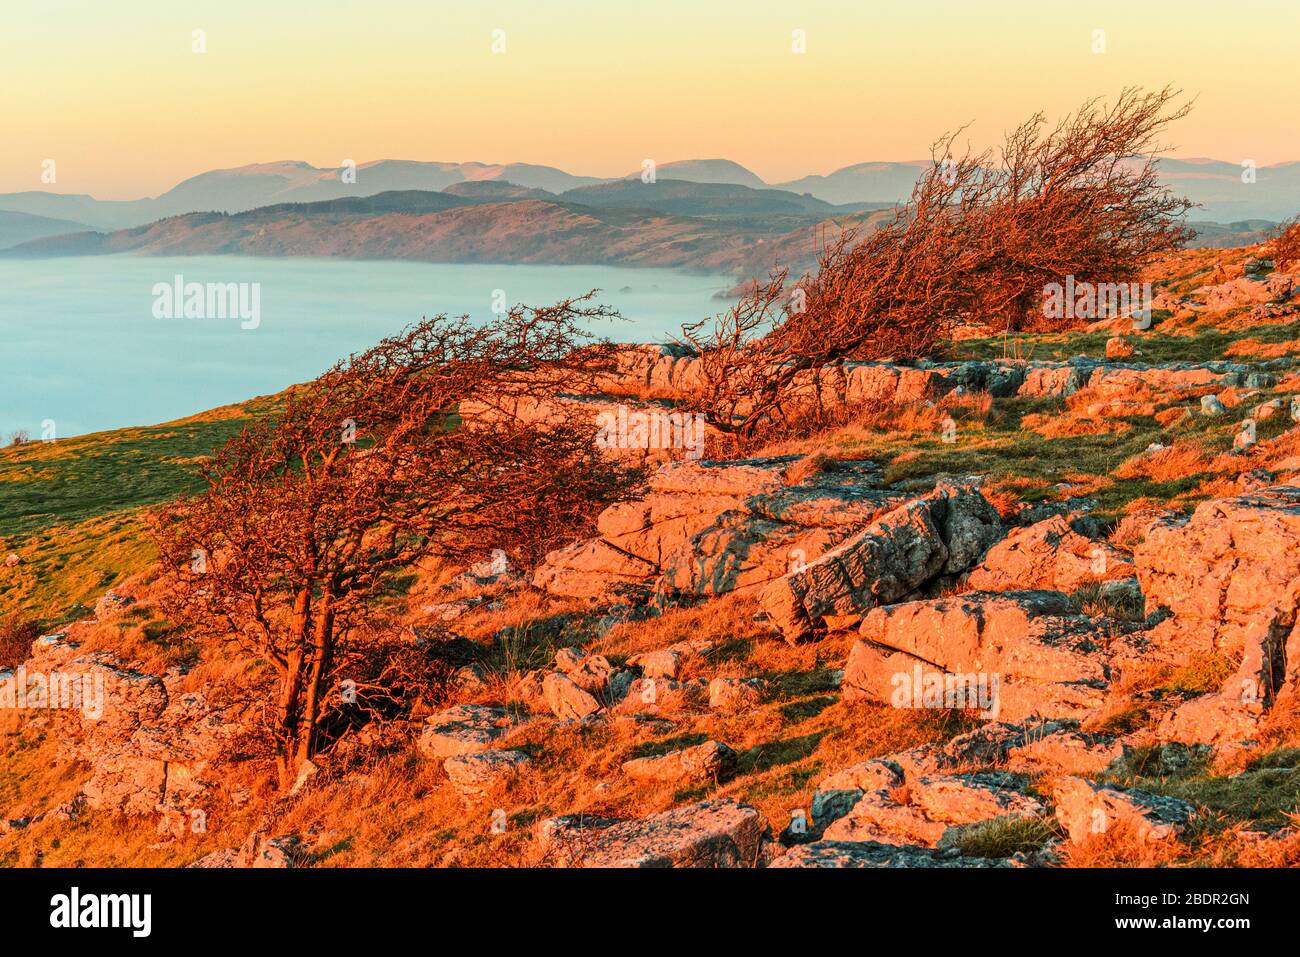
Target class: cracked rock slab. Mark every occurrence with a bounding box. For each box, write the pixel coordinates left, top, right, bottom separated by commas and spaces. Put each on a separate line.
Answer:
1050, 776, 1195, 844
821, 771, 1044, 847
621, 741, 736, 785
760, 485, 1001, 644
538, 799, 767, 867
418, 705, 524, 759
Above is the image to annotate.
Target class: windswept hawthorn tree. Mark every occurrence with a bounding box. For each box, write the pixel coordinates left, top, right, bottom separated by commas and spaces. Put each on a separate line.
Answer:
1273, 216, 1300, 272
151, 295, 634, 784
972, 86, 1195, 330
682, 87, 1195, 448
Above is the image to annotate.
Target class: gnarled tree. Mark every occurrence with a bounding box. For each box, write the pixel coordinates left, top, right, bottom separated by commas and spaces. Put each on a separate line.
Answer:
682, 87, 1195, 448
150, 295, 635, 784
1273, 216, 1300, 272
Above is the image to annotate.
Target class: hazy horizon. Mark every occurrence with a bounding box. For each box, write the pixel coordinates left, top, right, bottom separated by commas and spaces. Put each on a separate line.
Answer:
11, 153, 1300, 205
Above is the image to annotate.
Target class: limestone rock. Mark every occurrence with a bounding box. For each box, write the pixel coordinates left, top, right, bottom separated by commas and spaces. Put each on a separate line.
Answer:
631, 648, 682, 680
612, 677, 708, 715
1050, 776, 1195, 843
250, 835, 302, 868
443, 749, 532, 794
621, 740, 737, 785
552, 650, 615, 695
966, 515, 1134, 593
760, 485, 1001, 644
1105, 336, 1135, 359
1136, 485, 1300, 655
532, 539, 657, 603
1005, 728, 1124, 776
844, 591, 1110, 722
188, 848, 243, 868
771, 840, 1016, 868
81, 753, 167, 815
538, 798, 767, 867
822, 772, 1043, 847
626, 637, 713, 680
542, 672, 603, 720
94, 590, 135, 620
535, 456, 898, 606
707, 677, 764, 711
418, 705, 524, 759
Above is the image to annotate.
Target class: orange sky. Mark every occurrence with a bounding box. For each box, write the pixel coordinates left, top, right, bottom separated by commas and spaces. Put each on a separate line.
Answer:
3, 0, 1298, 198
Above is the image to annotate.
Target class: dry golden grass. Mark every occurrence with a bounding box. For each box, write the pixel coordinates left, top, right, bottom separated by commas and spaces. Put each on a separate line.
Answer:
847, 391, 993, 437
1059, 819, 1185, 867
1109, 509, 1166, 547
10, 265, 1300, 869
1204, 825, 1300, 867
1065, 380, 1175, 418
1021, 413, 1133, 439
0, 580, 988, 868
980, 478, 1050, 520
1224, 338, 1300, 359
783, 452, 840, 486
0, 722, 276, 867
1153, 406, 1190, 427
1113, 441, 1214, 482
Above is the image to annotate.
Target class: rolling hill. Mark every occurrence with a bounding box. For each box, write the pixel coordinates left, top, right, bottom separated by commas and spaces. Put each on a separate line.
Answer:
0, 160, 605, 231
0, 210, 92, 250
3, 182, 883, 276
3, 195, 770, 270
774, 161, 933, 205
622, 158, 767, 188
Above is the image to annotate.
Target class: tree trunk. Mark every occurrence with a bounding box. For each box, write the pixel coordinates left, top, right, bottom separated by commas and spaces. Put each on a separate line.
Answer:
294, 593, 335, 769
275, 587, 312, 788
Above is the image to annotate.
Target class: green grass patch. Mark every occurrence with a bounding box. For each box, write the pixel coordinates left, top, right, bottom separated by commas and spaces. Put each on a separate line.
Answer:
1143, 767, 1300, 830
0, 398, 274, 539
949, 814, 1065, 858
1159, 653, 1237, 695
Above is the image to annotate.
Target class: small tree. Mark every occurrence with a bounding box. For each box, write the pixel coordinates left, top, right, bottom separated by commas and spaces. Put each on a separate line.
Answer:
681, 145, 997, 448
151, 295, 634, 784
974, 86, 1195, 330
0, 615, 40, 671
1273, 216, 1300, 272
681, 87, 1195, 447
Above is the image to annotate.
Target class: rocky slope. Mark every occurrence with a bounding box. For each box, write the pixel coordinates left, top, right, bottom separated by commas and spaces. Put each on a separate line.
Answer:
3, 249, 1300, 868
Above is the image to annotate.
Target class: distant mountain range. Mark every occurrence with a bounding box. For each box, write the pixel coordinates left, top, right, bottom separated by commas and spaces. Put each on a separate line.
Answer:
5, 155, 1296, 242
0, 156, 1293, 275
0, 160, 608, 233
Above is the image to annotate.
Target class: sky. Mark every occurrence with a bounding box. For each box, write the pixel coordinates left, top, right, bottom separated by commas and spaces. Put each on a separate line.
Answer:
3, 0, 1298, 199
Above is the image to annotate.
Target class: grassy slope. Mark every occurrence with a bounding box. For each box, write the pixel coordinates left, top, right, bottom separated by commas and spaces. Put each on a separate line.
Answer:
0, 397, 275, 624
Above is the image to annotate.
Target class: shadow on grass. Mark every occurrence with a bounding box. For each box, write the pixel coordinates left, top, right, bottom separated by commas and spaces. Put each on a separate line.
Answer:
625, 732, 710, 761
736, 732, 824, 775
779, 696, 837, 722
